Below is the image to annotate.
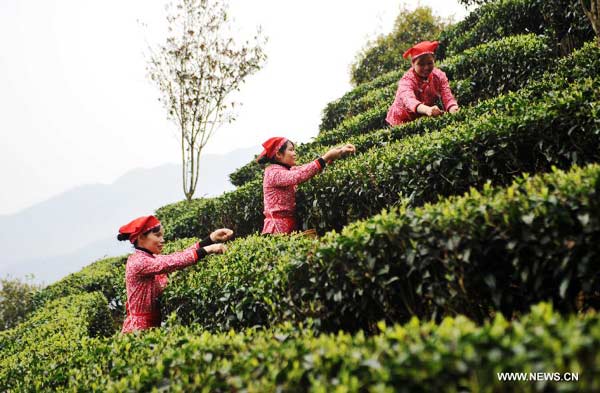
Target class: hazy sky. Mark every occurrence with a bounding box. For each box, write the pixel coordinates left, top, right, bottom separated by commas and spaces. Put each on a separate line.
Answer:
0, 0, 467, 215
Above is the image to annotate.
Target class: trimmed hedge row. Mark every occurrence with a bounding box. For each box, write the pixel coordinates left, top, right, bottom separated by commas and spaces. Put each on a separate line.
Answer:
298, 76, 600, 233
33, 255, 127, 320
164, 72, 600, 241
162, 43, 600, 239
292, 164, 600, 332
12, 303, 600, 392
317, 33, 554, 137
231, 38, 599, 214
442, 34, 553, 105
227, 34, 556, 189
159, 165, 600, 334
319, 70, 403, 132
437, 0, 593, 59
0, 292, 112, 391
161, 235, 316, 331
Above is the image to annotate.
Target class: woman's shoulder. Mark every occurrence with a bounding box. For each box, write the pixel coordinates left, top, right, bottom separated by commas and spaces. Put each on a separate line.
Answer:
265, 163, 289, 174
127, 250, 153, 265
432, 67, 449, 79
400, 68, 415, 80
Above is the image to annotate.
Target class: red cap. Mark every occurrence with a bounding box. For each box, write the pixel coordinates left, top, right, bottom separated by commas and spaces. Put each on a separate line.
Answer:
403, 41, 439, 60
257, 137, 288, 161
119, 215, 161, 243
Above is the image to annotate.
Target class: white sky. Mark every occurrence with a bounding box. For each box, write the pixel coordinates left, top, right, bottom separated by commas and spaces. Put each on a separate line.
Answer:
0, 0, 467, 215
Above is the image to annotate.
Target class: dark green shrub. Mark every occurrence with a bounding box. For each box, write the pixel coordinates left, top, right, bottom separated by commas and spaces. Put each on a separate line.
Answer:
33, 256, 126, 320
319, 70, 402, 132
13, 303, 600, 392
229, 159, 261, 187
159, 73, 600, 241
299, 77, 600, 232
161, 165, 600, 335
0, 276, 40, 331
292, 164, 600, 332
154, 197, 213, 240
0, 292, 112, 391
350, 5, 450, 86
439, 0, 593, 58
161, 234, 316, 330
442, 34, 554, 104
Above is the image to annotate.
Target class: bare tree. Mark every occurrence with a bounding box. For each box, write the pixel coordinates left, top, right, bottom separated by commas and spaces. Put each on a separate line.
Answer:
148, 0, 267, 200
581, 0, 600, 40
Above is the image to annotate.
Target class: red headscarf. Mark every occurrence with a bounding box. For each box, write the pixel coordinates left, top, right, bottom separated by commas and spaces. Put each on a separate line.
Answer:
119, 215, 161, 243
403, 41, 439, 61
257, 137, 288, 161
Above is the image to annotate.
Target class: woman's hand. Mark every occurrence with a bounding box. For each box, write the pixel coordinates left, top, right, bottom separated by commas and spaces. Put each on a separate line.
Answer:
323, 144, 356, 162
339, 144, 356, 157
204, 243, 227, 254
448, 106, 460, 114
418, 104, 443, 117
210, 228, 234, 242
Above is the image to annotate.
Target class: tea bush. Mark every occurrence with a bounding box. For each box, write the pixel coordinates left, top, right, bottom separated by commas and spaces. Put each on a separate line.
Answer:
292, 164, 600, 332
33, 256, 126, 319
161, 234, 316, 331
438, 0, 593, 58
10, 303, 600, 392
0, 292, 112, 391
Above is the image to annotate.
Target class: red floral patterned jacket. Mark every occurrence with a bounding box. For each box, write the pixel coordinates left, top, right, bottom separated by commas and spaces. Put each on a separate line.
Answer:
121, 244, 200, 333
386, 67, 458, 126
262, 160, 324, 234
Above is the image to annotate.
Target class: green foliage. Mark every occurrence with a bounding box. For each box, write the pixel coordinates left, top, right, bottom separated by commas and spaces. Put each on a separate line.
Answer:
230, 34, 557, 189
438, 0, 594, 58
319, 70, 403, 132
442, 34, 554, 104
161, 234, 316, 330
0, 292, 112, 391
293, 165, 600, 332
319, 33, 554, 138
351, 5, 451, 86
161, 74, 600, 240
0, 275, 40, 331
33, 256, 127, 319
7, 304, 600, 392
155, 197, 211, 241
300, 77, 600, 233
229, 158, 261, 187
160, 165, 600, 335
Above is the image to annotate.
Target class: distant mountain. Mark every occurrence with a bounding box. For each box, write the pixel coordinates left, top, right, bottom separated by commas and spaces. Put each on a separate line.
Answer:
0, 146, 259, 284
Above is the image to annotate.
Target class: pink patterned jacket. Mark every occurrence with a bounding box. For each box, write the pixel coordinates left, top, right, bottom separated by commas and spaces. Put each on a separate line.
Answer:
386, 67, 458, 126
262, 160, 324, 234
121, 244, 200, 333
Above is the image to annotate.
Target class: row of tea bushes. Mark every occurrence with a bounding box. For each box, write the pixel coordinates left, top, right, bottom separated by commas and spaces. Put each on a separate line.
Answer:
161, 234, 316, 331
298, 76, 600, 232
293, 164, 600, 332
316, 0, 565, 132
319, 69, 403, 132
160, 165, 599, 334
10, 303, 600, 392
227, 33, 558, 189
32, 255, 126, 320
437, 0, 593, 59
316, 33, 554, 135
0, 292, 112, 392
306, 41, 600, 166
442, 34, 553, 105
166, 75, 600, 240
